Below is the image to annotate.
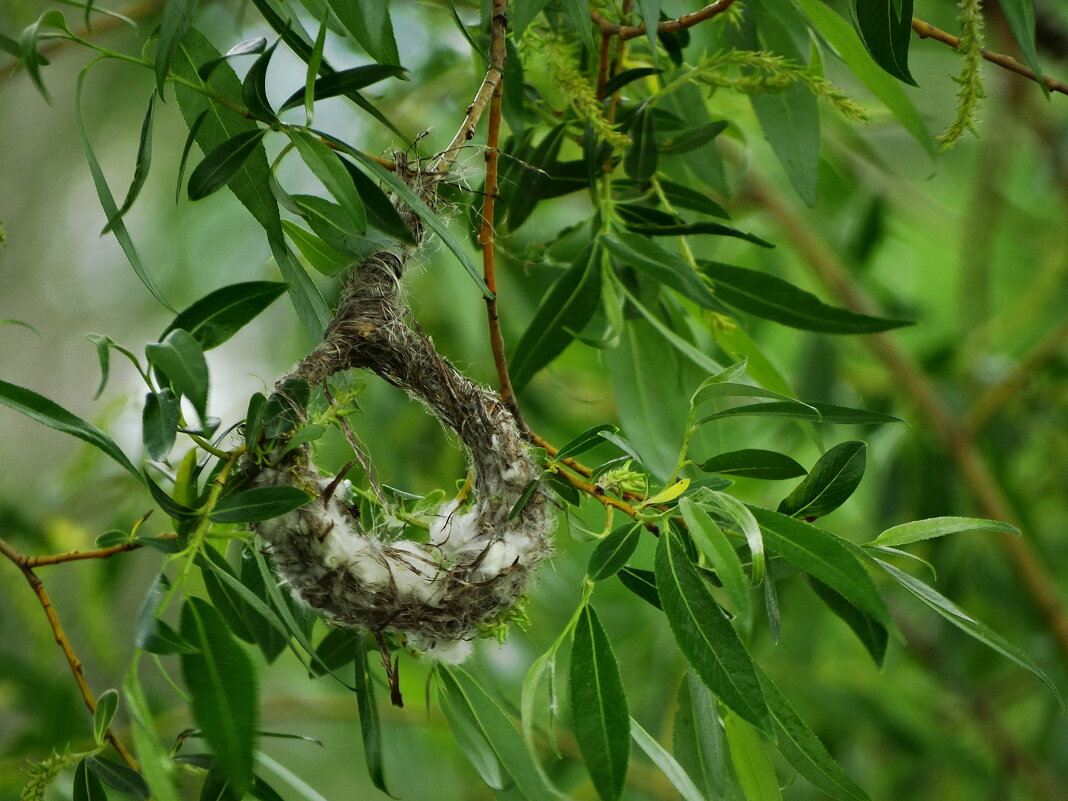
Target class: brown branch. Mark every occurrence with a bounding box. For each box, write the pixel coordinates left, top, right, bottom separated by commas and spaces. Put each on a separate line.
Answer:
591, 0, 737, 43
912, 17, 1068, 96
965, 318, 1068, 435
0, 537, 140, 771
25, 540, 147, 567
741, 169, 1068, 663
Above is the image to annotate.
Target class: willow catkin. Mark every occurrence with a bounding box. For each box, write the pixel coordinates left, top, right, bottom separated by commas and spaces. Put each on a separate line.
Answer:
249, 251, 552, 662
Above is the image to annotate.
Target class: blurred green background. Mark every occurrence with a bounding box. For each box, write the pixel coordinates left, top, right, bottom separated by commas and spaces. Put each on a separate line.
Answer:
1, 1, 1066, 799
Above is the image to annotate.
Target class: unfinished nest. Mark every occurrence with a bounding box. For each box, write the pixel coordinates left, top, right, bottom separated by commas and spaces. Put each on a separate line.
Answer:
250, 251, 551, 662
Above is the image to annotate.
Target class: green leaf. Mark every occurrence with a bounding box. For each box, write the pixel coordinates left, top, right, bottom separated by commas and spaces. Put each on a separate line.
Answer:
135, 574, 198, 654
198, 548, 293, 657
338, 158, 417, 244
513, 0, 553, 36
723, 713, 782, 801
74, 758, 108, 801
283, 221, 351, 276
180, 597, 259, 795
279, 64, 407, 111
570, 605, 630, 801
155, 0, 195, 95
700, 262, 911, 333
637, 0, 662, 57
624, 107, 658, 181
617, 567, 661, 609
797, 0, 932, 153
102, 92, 156, 234
853, 0, 916, 85
604, 67, 661, 97
210, 486, 313, 523
749, 506, 890, 627
808, 577, 888, 666
145, 329, 209, 421
699, 401, 903, 426
681, 498, 753, 636
162, 282, 288, 350
197, 36, 268, 80
93, 689, 119, 745
778, 441, 866, 520
289, 130, 367, 232
507, 124, 570, 231
142, 390, 179, 461
76, 66, 173, 311
588, 524, 643, 580
1000, 0, 1045, 96
697, 491, 765, 586
326, 0, 400, 64
144, 470, 198, 521
673, 674, 727, 800
555, 424, 620, 462
563, 0, 594, 50
650, 179, 729, 218
437, 666, 552, 800
874, 559, 1061, 703
292, 194, 367, 253
751, 82, 820, 206
627, 221, 774, 249
655, 528, 771, 732
188, 130, 269, 201
123, 666, 180, 801
510, 245, 602, 391
18, 11, 66, 102
354, 646, 390, 795
700, 449, 806, 480
0, 378, 143, 483
658, 122, 730, 155
86, 756, 150, 799
603, 233, 721, 310
242, 42, 279, 122
630, 717, 706, 801
868, 516, 1021, 548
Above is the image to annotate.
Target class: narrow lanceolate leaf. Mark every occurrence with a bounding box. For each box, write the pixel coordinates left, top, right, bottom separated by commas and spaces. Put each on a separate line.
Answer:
673, 674, 727, 801
123, 667, 180, 801
751, 83, 820, 206
617, 567, 661, 609
874, 559, 1062, 703
292, 194, 367, 254
748, 506, 889, 628
155, 0, 195, 95
700, 262, 911, 333
867, 516, 1021, 548
242, 43, 278, 122
338, 158, 416, 244
699, 401, 902, 426
624, 107, 658, 180
142, 390, 179, 461
658, 122, 730, 156
757, 666, 871, 801
999, 0, 1045, 96
283, 221, 351, 276
777, 441, 866, 520
630, 718, 706, 801
354, 646, 389, 795
555, 424, 620, 462
145, 329, 209, 420
180, 597, 259, 795
571, 605, 630, 801
723, 713, 783, 801
93, 689, 119, 745
162, 281, 288, 350
197, 36, 268, 80
627, 221, 774, 249
0, 379, 142, 482
103, 92, 156, 234
699, 491, 765, 587
210, 486, 313, 523
188, 130, 268, 201
279, 64, 407, 111
603, 233, 721, 310
589, 524, 643, 580
74, 758, 108, 801
808, 577, 888, 666
853, 0, 916, 85
86, 756, 150, 799
681, 498, 753, 636
436, 666, 553, 800
326, 0, 400, 64
655, 529, 772, 733
510, 245, 603, 391
289, 130, 366, 233
700, 449, 806, 480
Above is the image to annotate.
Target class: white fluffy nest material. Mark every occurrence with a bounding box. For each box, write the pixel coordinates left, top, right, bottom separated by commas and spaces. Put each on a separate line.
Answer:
250, 253, 552, 661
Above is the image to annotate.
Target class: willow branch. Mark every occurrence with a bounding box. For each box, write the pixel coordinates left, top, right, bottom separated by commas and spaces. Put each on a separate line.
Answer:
912, 17, 1068, 96
25, 540, 147, 567
741, 170, 1068, 663
0, 537, 140, 770
591, 0, 737, 43
965, 317, 1068, 434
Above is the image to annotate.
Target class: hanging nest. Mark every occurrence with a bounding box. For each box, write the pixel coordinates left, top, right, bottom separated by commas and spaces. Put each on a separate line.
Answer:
247, 179, 552, 663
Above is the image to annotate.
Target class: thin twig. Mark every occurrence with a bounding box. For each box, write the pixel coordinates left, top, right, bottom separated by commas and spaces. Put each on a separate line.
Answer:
912, 17, 1068, 96
26, 540, 147, 567
741, 169, 1068, 663
965, 318, 1068, 434
0, 537, 140, 770
591, 0, 737, 43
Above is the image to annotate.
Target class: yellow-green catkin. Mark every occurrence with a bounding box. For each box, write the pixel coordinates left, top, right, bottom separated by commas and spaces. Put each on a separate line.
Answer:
544, 37, 632, 150
939, 0, 986, 149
